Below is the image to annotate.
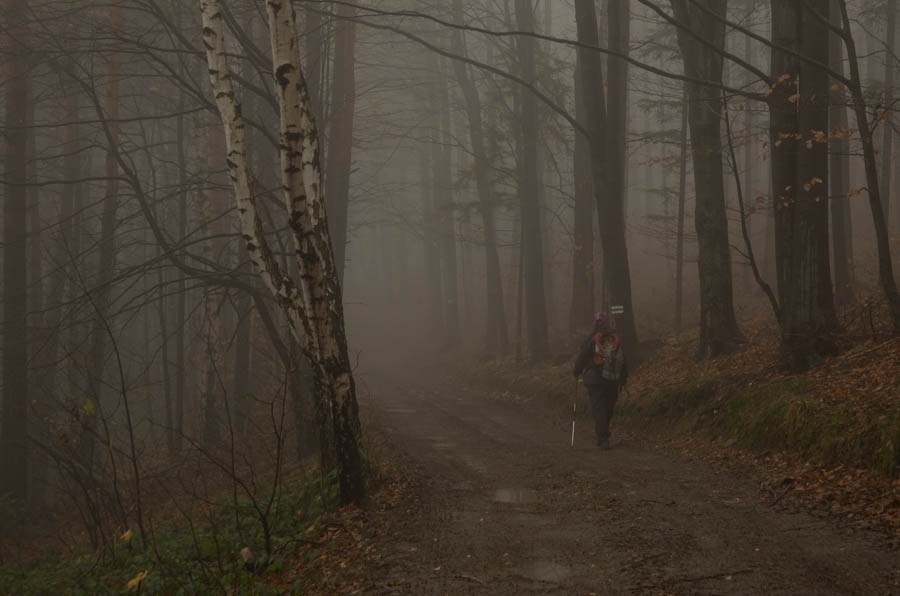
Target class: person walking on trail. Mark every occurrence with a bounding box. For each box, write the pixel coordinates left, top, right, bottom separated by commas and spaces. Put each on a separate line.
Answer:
573, 311, 628, 450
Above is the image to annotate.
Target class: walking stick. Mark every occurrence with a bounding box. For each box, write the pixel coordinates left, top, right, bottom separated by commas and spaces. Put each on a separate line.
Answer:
571, 378, 578, 447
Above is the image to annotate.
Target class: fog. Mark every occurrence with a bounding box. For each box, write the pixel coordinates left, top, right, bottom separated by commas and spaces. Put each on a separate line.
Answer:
1, 0, 898, 571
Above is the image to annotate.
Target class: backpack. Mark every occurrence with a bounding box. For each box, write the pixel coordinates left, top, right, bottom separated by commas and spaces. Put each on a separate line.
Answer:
591, 332, 625, 382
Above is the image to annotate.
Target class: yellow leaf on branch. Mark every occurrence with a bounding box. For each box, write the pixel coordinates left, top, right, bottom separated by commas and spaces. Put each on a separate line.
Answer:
126, 570, 148, 591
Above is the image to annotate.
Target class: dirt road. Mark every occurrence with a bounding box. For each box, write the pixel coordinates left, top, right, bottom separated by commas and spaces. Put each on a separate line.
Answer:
340, 376, 898, 594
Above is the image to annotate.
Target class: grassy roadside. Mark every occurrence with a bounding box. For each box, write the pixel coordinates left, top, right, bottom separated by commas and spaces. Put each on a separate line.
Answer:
619, 325, 900, 476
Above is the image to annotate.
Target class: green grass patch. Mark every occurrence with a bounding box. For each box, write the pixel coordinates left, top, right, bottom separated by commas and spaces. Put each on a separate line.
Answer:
622, 376, 900, 475
618, 377, 720, 425
0, 473, 340, 595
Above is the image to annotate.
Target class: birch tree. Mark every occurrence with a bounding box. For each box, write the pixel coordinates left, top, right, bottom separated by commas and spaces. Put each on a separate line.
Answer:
200, 0, 364, 504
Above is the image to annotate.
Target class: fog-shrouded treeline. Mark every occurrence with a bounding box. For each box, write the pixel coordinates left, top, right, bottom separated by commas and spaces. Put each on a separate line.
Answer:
1, 0, 899, 531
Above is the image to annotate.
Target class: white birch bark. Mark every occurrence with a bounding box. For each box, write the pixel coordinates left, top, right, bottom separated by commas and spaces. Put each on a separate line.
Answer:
201, 0, 363, 502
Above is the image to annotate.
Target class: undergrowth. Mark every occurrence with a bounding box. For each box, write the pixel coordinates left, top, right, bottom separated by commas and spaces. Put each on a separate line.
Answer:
620, 377, 900, 476
0, 473, 339, 595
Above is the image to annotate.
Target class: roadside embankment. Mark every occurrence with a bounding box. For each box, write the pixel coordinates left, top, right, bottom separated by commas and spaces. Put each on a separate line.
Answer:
464, 323, 900, 545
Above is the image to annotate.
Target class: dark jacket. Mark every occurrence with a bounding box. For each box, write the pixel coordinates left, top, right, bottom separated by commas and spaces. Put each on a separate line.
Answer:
573, 331, 628, 386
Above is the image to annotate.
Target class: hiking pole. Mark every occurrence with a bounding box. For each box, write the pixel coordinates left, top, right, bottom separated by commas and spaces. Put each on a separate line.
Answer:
571, 387, 576, 446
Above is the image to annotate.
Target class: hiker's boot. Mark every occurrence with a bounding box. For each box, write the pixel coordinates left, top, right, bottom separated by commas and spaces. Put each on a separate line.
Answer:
597, 439, 610, 450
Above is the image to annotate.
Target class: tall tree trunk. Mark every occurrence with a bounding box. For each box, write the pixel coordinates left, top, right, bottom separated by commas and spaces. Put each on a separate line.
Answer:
838, 0, 900, 331
770, 1, 840, 368
200, 125, 225, 449
26, 92, 42, 343
575, 0, 639, 352
770, 1, 800, 309
671, 0, 742, 358
742, 23, 755, 293
570, 55, 595, 334
232, 289, 252, 443
41, 68, 80, 451
421, 144, 445, 337
155, 243, 174, 454
173, 6, 188, 455
303, 2, 325, 117
881, 0, 897, 225
675, 84, 689, 331
450, 0, 509, 353
830, 0, 854, 305
325, 3, 356, 283
515, 0, 549, 360
604, 0, 638, 348
436, 57, 460, 345
781, 0, 838, 368
1, 0, 31, 502
202, 0, 364, 503
79, 7, 123, 476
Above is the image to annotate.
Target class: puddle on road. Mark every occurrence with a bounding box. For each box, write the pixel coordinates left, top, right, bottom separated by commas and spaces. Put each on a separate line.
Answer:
519, 560, 571, 583
424, 436, 456, 450
493, 488, 538, 504
431, 441, 456, 450
383, 407, 417, 415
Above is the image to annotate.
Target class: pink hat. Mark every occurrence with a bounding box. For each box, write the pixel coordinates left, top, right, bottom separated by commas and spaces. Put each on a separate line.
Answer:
593, 311, 610, 325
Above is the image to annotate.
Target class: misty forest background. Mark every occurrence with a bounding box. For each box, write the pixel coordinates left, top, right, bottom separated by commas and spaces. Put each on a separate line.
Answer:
1, 0, 899, 585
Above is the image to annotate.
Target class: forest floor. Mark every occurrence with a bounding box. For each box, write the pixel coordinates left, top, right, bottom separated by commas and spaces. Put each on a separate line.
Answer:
285, 343, 900, 594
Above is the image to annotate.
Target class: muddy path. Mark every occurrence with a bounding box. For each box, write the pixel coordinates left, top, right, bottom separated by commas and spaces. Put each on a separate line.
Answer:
339, 376, 898, 594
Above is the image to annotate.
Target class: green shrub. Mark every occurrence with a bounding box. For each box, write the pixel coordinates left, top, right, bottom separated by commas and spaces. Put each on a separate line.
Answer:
0, 473, 339, 595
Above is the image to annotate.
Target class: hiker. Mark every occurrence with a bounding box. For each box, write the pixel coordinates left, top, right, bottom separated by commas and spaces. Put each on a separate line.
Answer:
572, 311, 628, 449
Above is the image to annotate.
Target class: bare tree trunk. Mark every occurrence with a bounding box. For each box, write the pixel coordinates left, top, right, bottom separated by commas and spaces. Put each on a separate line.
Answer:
769, 2, 841, 367
570, 55, 595, 334
742, 24, 755, 293
173, 6, 188, 455
303, 2, 325, 117
450, 0, 509, 354
770, 1, 800, 310
782, 0, 838, 368
202, 0, 364, 503
604, 0, 638, 348
156, 243, 174, 453
671, 0, 742, 358
839, 0, 900, 331
575, 0, 640, 353
200, 125, 226, 450
515, 0, 549, 360
26, 93, 42, 344
79, 7, 123, 476
421, 144, 445, 336
437, 57, 460, 345
325, 3, 356, 282
233, 289, 252, 443
41, 68, 80, 452
880, 0, 897, 225
830, 0, 854, 305
675, 84, 689, 331
1, 0, 31, 502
